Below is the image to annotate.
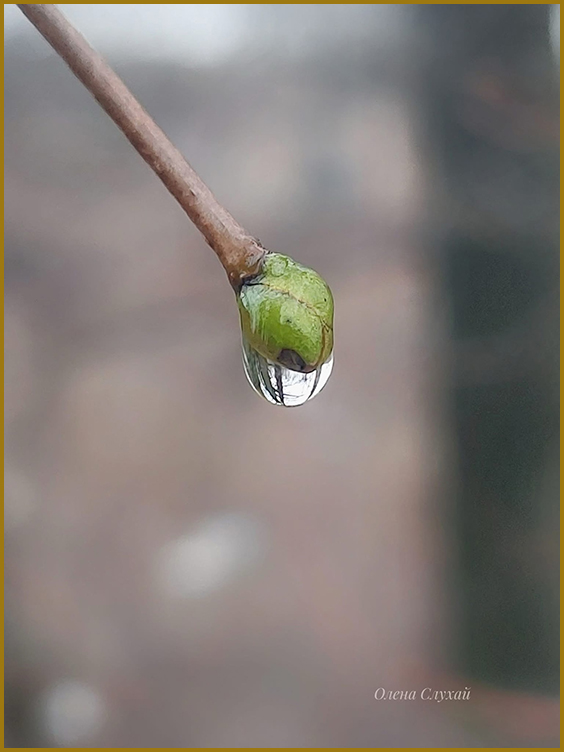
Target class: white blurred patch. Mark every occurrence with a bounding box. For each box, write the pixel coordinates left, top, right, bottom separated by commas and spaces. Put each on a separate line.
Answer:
156, 512, 266, 598
550, 5, 560, 61
5, 4, 249, 65
38, 680, 107, 747
4, 469, 36, 531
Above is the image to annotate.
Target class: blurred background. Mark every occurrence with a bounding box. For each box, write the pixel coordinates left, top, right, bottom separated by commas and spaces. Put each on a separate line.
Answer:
4, 4, 559, 748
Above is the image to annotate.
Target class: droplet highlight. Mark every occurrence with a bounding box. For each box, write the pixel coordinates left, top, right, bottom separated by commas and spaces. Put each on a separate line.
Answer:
242, 339, 333, 407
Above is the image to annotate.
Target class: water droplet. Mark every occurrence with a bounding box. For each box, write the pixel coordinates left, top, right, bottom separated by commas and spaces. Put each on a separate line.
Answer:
242, 339, 333, 407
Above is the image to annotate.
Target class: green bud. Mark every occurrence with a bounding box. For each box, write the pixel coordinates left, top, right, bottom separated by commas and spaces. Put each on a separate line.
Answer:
237, 252, 334, 373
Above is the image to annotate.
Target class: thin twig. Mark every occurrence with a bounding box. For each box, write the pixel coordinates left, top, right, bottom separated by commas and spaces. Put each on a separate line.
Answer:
17, 3, 266, 289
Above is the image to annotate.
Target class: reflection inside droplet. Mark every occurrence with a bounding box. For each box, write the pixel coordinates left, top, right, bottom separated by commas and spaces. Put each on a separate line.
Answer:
242, 339, 333, 407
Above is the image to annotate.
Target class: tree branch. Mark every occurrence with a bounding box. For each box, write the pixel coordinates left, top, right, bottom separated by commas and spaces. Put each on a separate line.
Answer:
17, 3, 266, 289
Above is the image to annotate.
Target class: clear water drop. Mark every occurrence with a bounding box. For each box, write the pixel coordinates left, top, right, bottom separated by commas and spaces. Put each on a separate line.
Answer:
242, 338, 333, 407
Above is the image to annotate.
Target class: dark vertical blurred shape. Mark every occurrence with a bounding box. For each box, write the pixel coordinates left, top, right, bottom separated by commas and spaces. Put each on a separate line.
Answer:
417, 1, 559, 704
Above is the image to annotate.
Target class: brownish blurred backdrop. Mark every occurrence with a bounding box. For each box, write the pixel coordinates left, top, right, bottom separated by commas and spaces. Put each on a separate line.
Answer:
4, 4, 559, 748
